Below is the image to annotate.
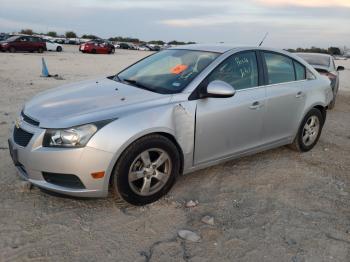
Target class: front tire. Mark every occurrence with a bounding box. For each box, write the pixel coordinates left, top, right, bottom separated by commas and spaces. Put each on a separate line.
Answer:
38, 47, 44, 53
111, 134, 180, 206
290, 108, 324, 152
56, 46, 62, 52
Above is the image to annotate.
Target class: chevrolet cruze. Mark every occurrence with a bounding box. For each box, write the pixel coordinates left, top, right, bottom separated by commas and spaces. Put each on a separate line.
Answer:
8, 45, 333, 205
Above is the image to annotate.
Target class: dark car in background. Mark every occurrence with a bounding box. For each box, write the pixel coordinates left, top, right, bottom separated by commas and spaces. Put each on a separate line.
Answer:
0, 35, 46, 53
297, 53, 345, 109
0, 33, 12, 41
118, 43, 136, 50
79, 39, 115, 54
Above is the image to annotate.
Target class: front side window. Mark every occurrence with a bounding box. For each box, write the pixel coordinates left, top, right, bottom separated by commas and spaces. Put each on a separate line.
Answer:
294, 61, 306, 80
117, 49, 219, 94
206, 51, 259, 90
264, 52, 295, 85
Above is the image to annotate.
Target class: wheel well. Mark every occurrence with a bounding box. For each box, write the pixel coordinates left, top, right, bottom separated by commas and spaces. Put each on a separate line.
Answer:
155, 132, 184, 174
313, 105, 327, 123
108, 132, 185, 187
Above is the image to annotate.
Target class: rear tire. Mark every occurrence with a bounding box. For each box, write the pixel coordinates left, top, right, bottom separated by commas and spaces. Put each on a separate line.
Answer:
111, 134, 180, 206
9, 47, 16, 53
38, 47, 44, 53
92, 49, 96, 54
290, 108, 324, 152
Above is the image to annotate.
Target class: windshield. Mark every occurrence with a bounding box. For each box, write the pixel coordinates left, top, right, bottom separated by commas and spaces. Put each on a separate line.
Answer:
117, 49, 219, 94
298, 54, 330, 67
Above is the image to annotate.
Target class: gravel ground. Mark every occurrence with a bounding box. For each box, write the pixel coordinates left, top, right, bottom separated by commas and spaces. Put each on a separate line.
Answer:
0, 46, 349, 262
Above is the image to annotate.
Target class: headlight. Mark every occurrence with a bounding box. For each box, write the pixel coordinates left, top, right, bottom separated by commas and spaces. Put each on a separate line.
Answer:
43, 124, 98, 148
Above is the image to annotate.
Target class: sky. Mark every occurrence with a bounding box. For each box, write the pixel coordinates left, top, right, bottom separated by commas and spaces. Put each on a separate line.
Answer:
0, 0, 349, 48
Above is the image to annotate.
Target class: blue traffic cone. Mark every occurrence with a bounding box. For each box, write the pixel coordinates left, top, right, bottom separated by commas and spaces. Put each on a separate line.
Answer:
41, 57, 50, 77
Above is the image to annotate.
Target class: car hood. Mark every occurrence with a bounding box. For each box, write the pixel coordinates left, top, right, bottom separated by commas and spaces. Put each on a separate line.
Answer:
23, 78, 172, 128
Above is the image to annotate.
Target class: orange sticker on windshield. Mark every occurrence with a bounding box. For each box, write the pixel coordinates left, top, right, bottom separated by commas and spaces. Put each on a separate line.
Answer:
170, 64, 188, 74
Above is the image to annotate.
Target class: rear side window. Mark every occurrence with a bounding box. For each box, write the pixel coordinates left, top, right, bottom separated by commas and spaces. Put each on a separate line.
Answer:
294, 61, 306, 80
207, 51, 259, 90
264, 52, 295, 85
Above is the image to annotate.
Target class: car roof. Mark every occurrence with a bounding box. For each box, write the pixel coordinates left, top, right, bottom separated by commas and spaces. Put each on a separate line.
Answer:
169, 44, 296, 55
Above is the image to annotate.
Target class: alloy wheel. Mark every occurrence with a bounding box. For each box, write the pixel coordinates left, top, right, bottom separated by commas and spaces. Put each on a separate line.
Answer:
302, 115, 320, 146
128, 148, 172, 196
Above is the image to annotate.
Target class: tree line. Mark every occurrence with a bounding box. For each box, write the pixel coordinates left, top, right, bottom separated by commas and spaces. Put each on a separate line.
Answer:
286, 47, 342, 55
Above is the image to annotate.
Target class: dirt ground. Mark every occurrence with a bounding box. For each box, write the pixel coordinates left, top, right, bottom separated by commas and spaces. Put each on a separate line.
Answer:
0, 45, 349, 262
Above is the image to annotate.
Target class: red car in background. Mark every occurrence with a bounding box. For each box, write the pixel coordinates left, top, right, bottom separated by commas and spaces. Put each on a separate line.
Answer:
0, 35, 46, 53
79, 40, 115, 54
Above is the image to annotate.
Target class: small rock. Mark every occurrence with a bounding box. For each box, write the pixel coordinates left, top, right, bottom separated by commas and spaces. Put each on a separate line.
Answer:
0, 121, 7, 125
19, 181, 32, 192
324, 148, 329, 151
185, 200, 199, 208
286, 238, 297, 246
201, 215, 215, 225
178, 230, 201, 242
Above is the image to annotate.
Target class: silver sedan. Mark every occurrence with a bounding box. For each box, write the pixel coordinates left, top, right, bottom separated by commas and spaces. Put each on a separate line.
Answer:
9, 45, 333, 205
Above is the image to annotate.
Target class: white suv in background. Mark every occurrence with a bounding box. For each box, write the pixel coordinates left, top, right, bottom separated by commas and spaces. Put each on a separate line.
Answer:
45, 39, 63, 52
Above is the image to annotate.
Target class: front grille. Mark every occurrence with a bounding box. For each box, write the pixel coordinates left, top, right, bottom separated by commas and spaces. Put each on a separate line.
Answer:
21, 111, 40, 126
42, 172, 85, 189
13, 127, 33, 147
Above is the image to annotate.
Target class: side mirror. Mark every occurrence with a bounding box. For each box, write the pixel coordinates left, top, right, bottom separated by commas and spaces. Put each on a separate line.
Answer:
337, 66, 345, 71
206, 80, 236, 98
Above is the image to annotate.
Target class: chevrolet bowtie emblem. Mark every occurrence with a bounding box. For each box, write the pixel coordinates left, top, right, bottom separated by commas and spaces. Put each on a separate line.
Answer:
15, 117, 22, 129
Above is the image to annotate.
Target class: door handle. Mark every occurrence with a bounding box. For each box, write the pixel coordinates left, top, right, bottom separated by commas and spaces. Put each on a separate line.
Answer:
249, 101, 262, 110
296, 91, 304, 98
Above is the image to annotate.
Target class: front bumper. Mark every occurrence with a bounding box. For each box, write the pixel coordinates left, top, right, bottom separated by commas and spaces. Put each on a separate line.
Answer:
9, 120, 115, 197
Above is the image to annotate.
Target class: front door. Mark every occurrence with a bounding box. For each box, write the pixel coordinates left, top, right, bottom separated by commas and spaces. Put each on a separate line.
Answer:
194, 51, 266, 165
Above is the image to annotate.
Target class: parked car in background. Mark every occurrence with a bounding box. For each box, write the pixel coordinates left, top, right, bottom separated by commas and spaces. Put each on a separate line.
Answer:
118, 43, 136, 50
137, 45, 151, 51
118, 43, 130, 49
65, 38, 81, 45
0, 33, 12, 41
297, 53, 344, 109
0, 35, 46, 53
53, 38, 65, 44
148, 45, 161, 51
79, 39, 115, 54
45, 39, 63, 52
9, 45, 332, 205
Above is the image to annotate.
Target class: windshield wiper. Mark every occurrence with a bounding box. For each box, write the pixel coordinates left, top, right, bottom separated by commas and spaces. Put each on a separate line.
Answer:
121, 78, 154, 92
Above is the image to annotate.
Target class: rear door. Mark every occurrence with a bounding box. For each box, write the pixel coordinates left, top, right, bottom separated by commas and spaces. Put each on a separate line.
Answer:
261, 51, 307, 144
194, 51, 266, 164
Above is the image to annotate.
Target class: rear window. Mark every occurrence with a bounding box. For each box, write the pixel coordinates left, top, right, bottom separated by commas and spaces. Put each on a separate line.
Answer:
264, 52, 295, 85
298, 54, 330, 67
294, 61, 306, 80
5, 36, 20, 42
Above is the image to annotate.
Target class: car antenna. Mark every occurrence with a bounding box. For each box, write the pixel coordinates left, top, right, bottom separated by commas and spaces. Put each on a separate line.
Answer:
258, 32, 269, 47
